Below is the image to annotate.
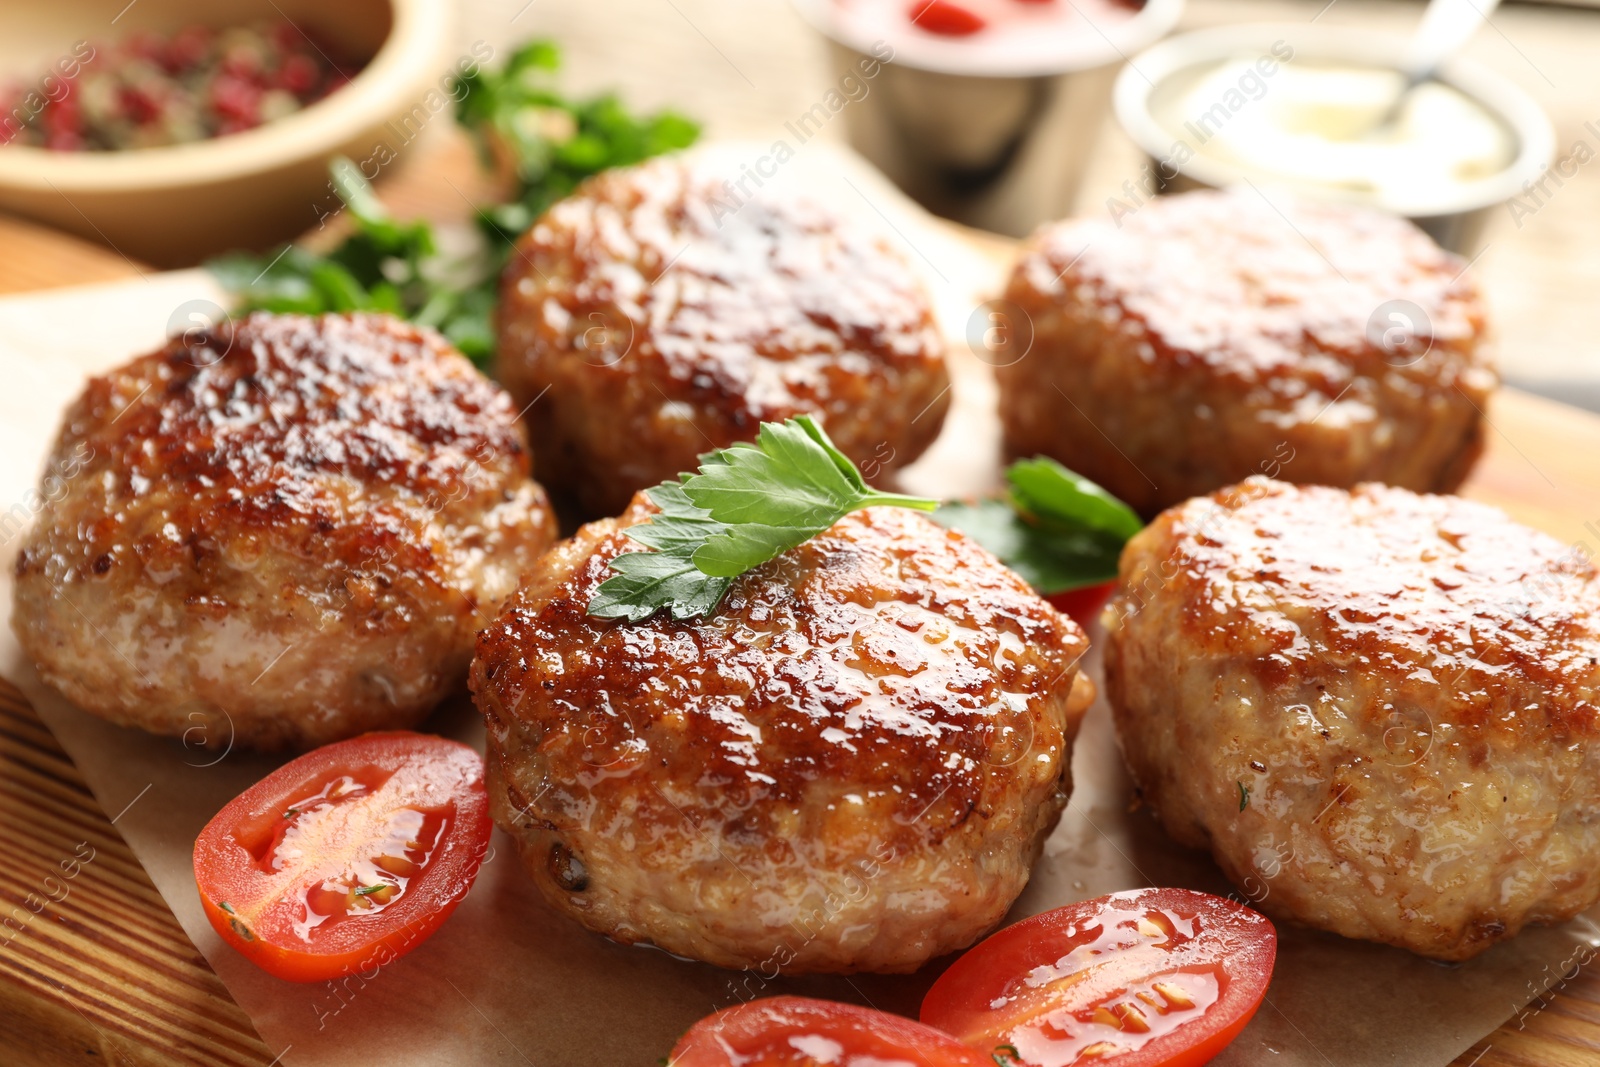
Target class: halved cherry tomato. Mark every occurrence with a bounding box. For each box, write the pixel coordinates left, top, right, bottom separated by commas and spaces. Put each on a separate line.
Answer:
1045, 581, 1115, 632
908, 0, 988, 35
193, 731, 490, 983
922, 889, 1276, 1067
671, 995, 988, 1067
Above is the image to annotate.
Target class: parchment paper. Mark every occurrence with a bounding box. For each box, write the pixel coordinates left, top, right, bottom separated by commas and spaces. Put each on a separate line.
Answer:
2, 145, 1597, 1066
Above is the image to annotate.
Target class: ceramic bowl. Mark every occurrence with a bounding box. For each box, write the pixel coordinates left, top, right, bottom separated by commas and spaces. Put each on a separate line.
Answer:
0, 0, 455, 267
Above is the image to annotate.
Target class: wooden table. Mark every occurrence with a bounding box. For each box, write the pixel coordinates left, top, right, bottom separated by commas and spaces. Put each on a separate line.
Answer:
4, 107, 1600, 1067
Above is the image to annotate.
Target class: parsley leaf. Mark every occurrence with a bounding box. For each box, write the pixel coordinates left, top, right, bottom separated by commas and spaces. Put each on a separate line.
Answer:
585, 483, 733, 622
684, 418, 939, 578
932, 498, 1119, 592
587, 417, 937, 621
932, 457, 1143, 594
623, 481, 727, 555
585, 540, 735, 623
455, 40, 699, 245
1007, 457, 1143, 543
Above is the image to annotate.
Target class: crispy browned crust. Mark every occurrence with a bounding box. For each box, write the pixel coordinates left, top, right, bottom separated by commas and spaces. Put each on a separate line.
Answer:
1104, 477, 1600, 959
998, 189, 1498, 516
12, 312, 558, 750
471, 500, 1089, 972
497, 157, 951, 518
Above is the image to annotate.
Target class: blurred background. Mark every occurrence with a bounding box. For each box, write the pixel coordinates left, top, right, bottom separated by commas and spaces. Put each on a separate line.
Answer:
1, 0, 1596, 411
488, 0, 1598, 405
492, 0, 1599, 409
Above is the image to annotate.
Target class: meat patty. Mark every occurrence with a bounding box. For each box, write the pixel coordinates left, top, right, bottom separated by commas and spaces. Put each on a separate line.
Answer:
998, 189, 1497, 516
470, 500, 1092, 973
11, 312, 558, 751
497, 157, 951, 519
1103, 477, 1600, 960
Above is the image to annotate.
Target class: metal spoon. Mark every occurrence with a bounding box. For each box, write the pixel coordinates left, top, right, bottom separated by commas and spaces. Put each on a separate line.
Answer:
1369, 0, 1503, 134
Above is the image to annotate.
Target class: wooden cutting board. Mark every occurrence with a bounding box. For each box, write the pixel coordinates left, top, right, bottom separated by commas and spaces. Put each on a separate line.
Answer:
3, 127, 1600, 1067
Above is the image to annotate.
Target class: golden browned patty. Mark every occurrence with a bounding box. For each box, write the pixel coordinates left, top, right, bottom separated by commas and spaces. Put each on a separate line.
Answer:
497, 157, 951, 519
998, 189, 1497, 516
1104, 477, 1600, 960
11, 312, 558, 751
471, 500, 1092, 973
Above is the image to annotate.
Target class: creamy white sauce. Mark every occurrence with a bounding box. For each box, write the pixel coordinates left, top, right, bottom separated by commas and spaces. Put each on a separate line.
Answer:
1154, 58, 1515, 210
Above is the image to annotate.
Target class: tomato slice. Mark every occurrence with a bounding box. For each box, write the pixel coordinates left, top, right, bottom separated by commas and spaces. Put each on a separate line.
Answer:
193, 731, 490, 983
921, 889, 1276, 1067
671, 995, 990, 1067
1044, 581, 1115, 632
908, 0, 988, 35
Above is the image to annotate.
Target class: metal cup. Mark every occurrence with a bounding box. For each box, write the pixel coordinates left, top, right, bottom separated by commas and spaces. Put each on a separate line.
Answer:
791, 0, 1185, 236
1112, 23, 1556, 255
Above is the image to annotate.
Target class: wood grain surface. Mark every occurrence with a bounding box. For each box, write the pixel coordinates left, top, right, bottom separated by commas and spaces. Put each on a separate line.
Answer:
0, 680, 270, 1067
3, 123, 1600, 1067
0, 217, 148, 297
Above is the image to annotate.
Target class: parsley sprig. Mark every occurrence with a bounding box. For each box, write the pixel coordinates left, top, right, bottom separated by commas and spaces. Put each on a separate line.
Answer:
208, 40, 699, 364
588, 417, 938, 622
207, 159, 486, 346
588, 421, 1144, 623
454, 39, 701, 250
